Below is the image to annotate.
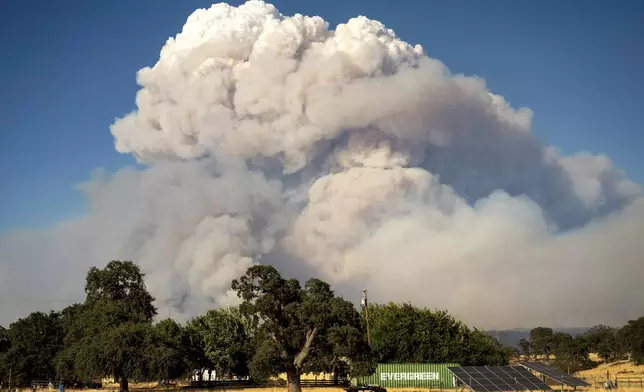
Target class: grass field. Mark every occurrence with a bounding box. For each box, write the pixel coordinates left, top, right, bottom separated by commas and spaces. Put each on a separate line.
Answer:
21, 388, 458, 392
576, 359, 644, 389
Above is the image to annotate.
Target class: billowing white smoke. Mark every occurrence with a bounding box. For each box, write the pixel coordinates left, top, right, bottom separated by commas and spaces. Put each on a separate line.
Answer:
1, 0, 643, 329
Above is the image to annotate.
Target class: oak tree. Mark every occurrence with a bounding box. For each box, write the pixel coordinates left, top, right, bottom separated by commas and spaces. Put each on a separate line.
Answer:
518, 338, 532, 359
187, 307, 252, 380
231, 265, 374, 392
57, 261, 157, 392
551, 332, 593, 373
0, 326, 8, 383
146, 319, 191, 384
369, 302, 510, 365
2, 311, 64, 386
583, 325, 624, 362
619, 317, 644, 365
529, 327, 555, 359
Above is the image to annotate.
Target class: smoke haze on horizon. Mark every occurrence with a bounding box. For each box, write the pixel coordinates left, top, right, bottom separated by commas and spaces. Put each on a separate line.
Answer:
1, 0, 643, 330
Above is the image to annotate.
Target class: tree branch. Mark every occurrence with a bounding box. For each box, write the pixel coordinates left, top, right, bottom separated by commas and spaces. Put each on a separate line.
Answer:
294, 327, 318, 369
270, 333, 289, 359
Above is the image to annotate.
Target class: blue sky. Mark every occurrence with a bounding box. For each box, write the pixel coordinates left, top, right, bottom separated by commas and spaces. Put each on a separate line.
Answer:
1, 0, 642, 233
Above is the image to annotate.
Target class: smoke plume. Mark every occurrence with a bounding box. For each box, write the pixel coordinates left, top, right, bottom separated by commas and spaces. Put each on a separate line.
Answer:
1, 0, 643, 329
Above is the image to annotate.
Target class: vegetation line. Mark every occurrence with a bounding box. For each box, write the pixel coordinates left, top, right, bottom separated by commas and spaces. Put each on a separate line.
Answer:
1, 261, 643, 392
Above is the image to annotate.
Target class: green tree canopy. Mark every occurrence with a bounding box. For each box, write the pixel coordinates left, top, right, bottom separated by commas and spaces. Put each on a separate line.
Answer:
187, 307, 252, 379
369, 302, 510, 366
583, 325, 624, 362
619, 316, 644, 365
529, 327, 555, 358
85, 260, 156, 322
56, 260, 157, 392
231, 265, 374, 392
145, 319, 191, 384
183, 318, 214, 382
462, 329, 512, 366
0, 326, 7, 386
518, 338, 532, 358
0, 326, 8, 353
551, 332, 594, 373
2, 311, 64, 386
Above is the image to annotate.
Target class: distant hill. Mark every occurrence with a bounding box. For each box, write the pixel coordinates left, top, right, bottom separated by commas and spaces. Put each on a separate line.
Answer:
485, 328, 589, 348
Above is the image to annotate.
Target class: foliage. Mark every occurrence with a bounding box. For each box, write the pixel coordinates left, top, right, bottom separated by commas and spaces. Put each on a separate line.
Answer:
55, 301, 152, 383
463, 329, 512, 365
369, 302, 510, 366
529, 327, 555, 358
56, 260, 157, 392
583, 325, 625, 362
1, 311, 64, 386
183, 318, 214, 382
0, 326, 8, 382
146, 319, 191, 383
550, 332, 594, 373
0, 326, 8, 353
4, 261, 644, 390
619, 317, 644, 365
520, 328, 594, 372
518, 338, 532, 358
186, 307, 252, 379
231, 265, 374, 392
85, 260, 156, 322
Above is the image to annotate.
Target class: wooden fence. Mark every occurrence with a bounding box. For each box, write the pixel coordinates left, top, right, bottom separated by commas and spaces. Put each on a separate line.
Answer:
577, 376, 644, 389
615, 378, 644, 388
188, 379, 349, 389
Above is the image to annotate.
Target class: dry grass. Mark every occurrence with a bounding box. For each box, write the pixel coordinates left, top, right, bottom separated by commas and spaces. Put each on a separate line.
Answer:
97, 388, 459, 392
14, 362, 644, 392
15, 386, 644, 392
21, 388, 462, 392
577, 360, 644, 379
573, 360, 644, 392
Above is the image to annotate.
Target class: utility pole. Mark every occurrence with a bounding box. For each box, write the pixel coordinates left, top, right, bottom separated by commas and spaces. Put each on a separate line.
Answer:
8, 366, 12, 392
361, 289, 372, 348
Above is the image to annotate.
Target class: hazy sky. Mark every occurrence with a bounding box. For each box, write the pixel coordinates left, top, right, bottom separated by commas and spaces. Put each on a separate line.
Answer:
0, 0, 643, 329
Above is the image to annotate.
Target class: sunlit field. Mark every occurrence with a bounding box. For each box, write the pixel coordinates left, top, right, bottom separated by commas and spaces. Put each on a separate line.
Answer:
577, 360, 644, 390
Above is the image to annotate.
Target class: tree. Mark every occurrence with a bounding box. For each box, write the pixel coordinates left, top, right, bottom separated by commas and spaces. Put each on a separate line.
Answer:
0, 327, 8, 353
56, 261, 157, 392
85, 260, 156, 322
0, 325, 10, 387
551, 333, 593, 373
183, 319, 214, 383
145, 319, 190, 384
461, 329, 511, 366
583, 325, 624, 362
187, 307, 252, 380
502, 345, 521, 362
370, 303, 462, 363
518, 338, 532, 359
2, 311, 64, 386
231, 265, 374, 392
529, 327, 555, 359
368, 302, 510, 365
619, 317, 644, 365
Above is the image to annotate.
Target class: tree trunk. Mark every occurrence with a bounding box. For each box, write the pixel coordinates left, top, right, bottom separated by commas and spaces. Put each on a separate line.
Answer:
197, 369, 204, 387
119, 376, 129, 392
287, 372, 302, 392
294, 327, 318, 369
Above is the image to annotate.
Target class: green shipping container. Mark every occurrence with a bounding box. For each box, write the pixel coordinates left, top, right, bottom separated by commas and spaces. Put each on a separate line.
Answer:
353, 363, 459, 389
